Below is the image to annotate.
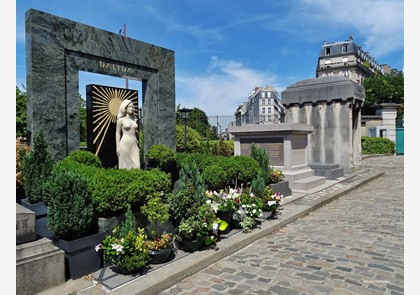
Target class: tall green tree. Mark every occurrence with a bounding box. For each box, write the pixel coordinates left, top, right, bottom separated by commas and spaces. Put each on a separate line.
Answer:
362, 71, 404, 116
16, 86, 27, 138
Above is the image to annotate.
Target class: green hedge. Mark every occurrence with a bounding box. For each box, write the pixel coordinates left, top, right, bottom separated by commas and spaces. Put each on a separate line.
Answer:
54, 154, 172, 217
361, 136, 396, 155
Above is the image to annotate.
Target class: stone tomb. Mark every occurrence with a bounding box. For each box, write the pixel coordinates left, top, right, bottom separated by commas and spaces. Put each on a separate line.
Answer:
16, 204, 65, 294
282, 76, 365, 177
228, 123, 326, 190
26, 9, 175, 162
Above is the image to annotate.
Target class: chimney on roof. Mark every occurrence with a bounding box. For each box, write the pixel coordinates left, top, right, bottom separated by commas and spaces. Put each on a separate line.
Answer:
349, 35, 353, 41
323, 40, 326, 45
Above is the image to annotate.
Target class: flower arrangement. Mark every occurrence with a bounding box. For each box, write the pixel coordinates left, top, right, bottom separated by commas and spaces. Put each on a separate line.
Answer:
176, 203, 216, 240
205, 188, 238, 213
269, 168, 284, 183
231, 189, 263, 233
144, 232, 174, 251
97, 205, 150, 273
261, 186, 283, 212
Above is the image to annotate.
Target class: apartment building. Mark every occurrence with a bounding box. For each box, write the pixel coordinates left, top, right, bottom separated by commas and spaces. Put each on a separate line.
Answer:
234, 86, 285, 126
316, 36, 385, 85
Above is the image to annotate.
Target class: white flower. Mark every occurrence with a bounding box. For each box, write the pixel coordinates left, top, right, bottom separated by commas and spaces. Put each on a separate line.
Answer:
95, 244, 102, 252
112, 243, 123, 253
206, 199, 211, 204
252, 209, 256, 214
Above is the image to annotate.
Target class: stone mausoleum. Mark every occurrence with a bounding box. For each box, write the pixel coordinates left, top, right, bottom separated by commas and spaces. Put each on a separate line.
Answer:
281, 76, 365, 176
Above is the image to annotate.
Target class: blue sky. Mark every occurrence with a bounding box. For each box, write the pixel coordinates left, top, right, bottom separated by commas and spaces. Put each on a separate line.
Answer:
15, 0, 405, 116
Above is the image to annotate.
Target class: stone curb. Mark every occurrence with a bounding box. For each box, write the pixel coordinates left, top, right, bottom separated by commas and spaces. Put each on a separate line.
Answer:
97, 170, 383, 295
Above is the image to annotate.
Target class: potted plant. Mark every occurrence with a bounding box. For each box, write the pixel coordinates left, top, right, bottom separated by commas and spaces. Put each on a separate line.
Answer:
205, 188, 238, 234
20, 130, 53, 217
98, 205, 150, 275
175, 203, 218, 252
44, 164, 104, 279
260, 186, 283, 219
141, 196, 175, 264
231, 188, 263, 233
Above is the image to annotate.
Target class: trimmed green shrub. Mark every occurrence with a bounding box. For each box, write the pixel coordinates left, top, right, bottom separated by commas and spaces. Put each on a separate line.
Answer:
362, 136, 396, 155
65, 150, 102, 167
227, 156, 260, 186
44, 165, 97, 241
53, 158, 172, 217
203, 164, 229, 191
209, 139, 234, 157
21, 130, 54, 204
145, 144, 179, 184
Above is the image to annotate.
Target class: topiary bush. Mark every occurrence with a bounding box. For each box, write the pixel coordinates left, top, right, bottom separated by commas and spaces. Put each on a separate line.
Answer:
176, 125, 202, 153
65, 150, 102, 167
202, 164, 229, 191
44, 165, 97, 241
362, 136, 396, 155
53, 156, 172, 218
21, 130, 54, 204
145, 144, 179, 185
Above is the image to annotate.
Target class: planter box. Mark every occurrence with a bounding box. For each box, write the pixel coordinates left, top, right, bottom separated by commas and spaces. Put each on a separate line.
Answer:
53, 231, 105, 279
20, 198, 54, 239
20, 198, 47, 218
269, 180, 292, 197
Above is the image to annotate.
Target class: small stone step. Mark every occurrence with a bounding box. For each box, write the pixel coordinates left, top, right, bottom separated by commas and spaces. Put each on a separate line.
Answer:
292, 176, 326, 191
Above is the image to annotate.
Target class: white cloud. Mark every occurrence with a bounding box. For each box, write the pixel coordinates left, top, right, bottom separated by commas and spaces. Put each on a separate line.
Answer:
176, 57, 284, 116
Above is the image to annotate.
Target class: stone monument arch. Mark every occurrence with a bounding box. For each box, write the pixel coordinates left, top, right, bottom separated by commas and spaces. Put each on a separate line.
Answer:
25, 9, 175, 161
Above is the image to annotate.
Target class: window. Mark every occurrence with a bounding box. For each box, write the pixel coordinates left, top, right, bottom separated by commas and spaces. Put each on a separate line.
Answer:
343, 70, 349, 78
262, 99, 265, 105
325, 47, 331, 55
262, 92, 266, 98
262, 108, 265, 114
342, 44, 348, 53
268, 115, 271, 121
267, 92, 272, 98
268, 107, 271, 114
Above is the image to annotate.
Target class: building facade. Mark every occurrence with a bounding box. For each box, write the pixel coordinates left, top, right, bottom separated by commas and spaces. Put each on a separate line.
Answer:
234, 86, 285, 126
316, 36, 384, 85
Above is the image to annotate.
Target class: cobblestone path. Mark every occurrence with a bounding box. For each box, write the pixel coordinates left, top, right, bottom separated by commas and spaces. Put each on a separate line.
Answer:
159, 155, 404, 295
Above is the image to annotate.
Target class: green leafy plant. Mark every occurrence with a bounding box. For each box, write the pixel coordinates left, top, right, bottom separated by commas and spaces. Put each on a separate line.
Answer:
176, 203, 216, 241
250, 144, 271, 185
232, 189, 263, 233
21, 130, 54, 204
65, 150, 102, 167
261, 186, 283, 212
145, 144, 179, 184
141, 196, 174, 251
361, 136, 396, 154
44, 166, 97, 241
99, 205, 150, 273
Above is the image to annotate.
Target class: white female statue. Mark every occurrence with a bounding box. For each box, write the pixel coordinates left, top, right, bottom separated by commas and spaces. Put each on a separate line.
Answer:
115, 100, 140, 169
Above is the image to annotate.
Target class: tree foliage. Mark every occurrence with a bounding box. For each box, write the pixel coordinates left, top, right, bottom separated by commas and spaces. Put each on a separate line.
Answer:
362, 72, 404, 115
16, 86, 27, 138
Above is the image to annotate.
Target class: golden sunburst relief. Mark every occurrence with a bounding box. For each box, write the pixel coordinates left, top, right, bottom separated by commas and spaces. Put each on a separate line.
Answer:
91, 85, 138, 155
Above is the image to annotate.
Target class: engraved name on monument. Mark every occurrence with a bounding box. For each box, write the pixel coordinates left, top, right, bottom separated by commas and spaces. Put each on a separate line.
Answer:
240, 137, 284, 166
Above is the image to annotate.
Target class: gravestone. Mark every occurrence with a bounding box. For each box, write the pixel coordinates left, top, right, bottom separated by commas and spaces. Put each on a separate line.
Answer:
16, 204, 66, 294
26, 9, 175, 162
16, 204, 36, 245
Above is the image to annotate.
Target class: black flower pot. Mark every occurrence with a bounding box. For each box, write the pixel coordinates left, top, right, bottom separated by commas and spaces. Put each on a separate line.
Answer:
216, 210, 233, 235
175, 238, 204, 252
148, 246, 173, 264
